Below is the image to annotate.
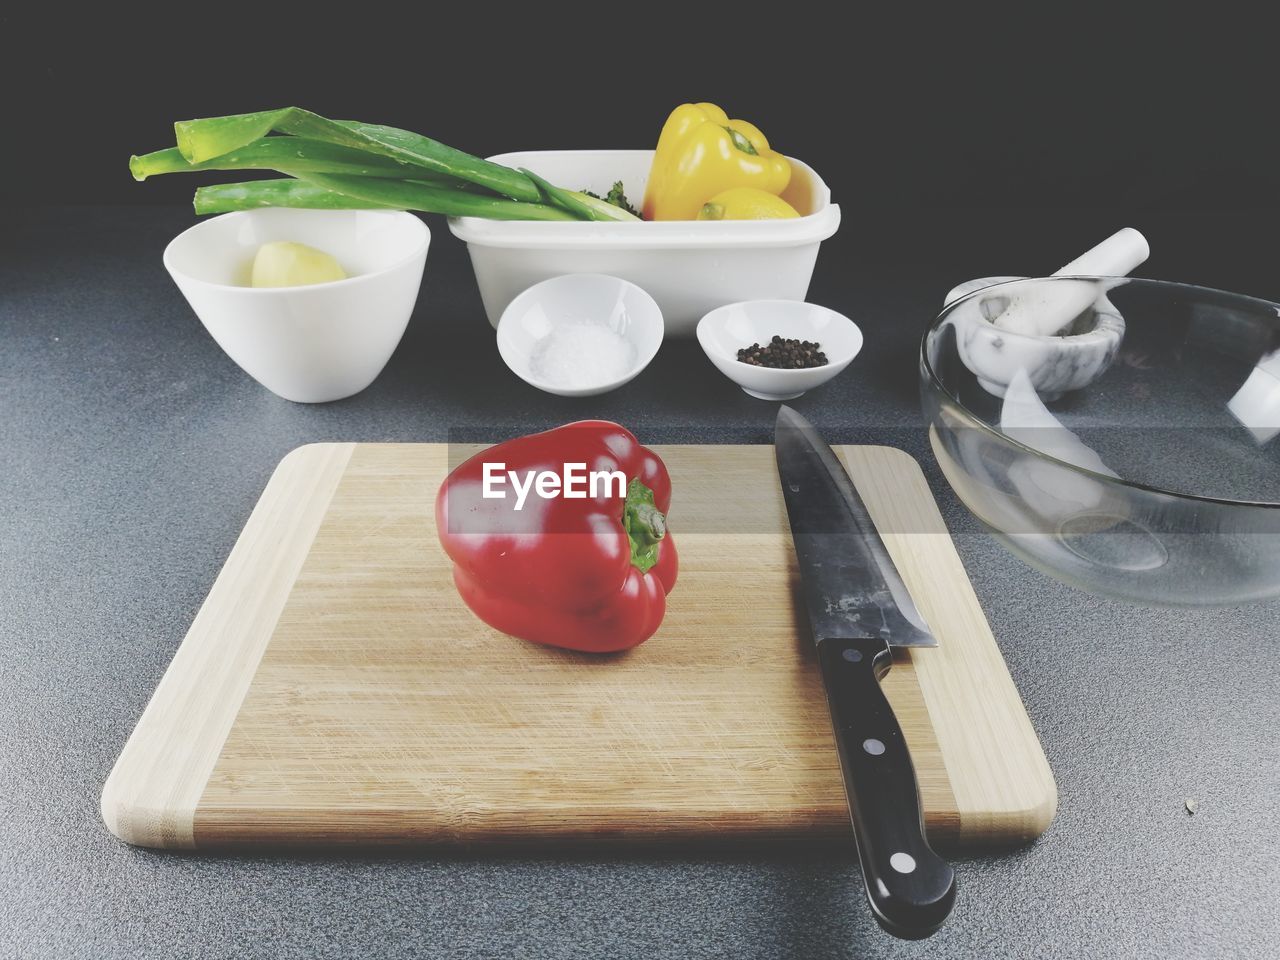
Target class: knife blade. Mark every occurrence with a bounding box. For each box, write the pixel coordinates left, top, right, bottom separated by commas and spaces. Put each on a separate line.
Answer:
775, 405, 956, 939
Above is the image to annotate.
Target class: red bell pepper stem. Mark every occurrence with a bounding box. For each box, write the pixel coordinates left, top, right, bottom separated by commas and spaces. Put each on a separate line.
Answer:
624, 477, 667, 574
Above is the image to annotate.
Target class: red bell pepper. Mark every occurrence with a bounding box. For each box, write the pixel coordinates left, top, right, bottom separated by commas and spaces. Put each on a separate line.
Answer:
435, 421, 677, 653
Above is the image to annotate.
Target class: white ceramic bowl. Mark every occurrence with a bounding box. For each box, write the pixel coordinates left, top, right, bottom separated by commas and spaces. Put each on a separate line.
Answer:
164, 209, 429, 403
496, 274, 664, 397
449, 150, 841, 336
697, 300, 863, 400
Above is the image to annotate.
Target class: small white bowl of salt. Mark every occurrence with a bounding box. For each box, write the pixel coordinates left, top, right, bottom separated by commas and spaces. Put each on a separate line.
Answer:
496, 273, 664, 397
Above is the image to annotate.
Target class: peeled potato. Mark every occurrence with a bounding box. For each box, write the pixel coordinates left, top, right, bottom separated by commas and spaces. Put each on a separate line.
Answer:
250, 241, 347, 288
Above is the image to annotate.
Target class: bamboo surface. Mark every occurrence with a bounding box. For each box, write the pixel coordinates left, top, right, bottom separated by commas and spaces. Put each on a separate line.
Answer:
102, 443, 1056, 849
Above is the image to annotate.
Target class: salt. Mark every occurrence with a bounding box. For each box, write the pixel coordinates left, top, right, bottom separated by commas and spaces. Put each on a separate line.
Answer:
529, 321, 636, 389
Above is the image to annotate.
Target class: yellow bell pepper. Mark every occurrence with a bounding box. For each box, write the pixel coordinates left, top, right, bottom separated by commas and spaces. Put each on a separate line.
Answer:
642, 103, 792, 221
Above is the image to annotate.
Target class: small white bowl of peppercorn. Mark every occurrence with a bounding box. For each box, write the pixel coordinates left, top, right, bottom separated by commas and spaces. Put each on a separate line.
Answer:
696, 300, 863, 400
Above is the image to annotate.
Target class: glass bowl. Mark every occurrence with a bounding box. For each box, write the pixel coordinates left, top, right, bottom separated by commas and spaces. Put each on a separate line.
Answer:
921, 277, 1280, 606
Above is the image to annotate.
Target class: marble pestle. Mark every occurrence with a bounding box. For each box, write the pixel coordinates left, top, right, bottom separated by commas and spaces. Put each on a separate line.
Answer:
990, 228, 1150, 336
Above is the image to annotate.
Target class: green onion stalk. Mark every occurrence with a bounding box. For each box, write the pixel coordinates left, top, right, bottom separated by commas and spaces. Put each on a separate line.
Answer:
132, 107, 641, 222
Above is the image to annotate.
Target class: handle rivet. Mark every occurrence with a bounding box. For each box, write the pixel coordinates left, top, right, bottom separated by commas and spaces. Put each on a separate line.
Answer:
890, 852, 917, 874
842, 648, 863, 663
862, 738, 885, 756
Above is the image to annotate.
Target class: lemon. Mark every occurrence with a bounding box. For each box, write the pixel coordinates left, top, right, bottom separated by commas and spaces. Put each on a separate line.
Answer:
250, 241, 347, 288
696, 188, 800, 221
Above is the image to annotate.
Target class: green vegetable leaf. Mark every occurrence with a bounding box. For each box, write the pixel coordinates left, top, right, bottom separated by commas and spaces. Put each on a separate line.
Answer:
193, 179, 400, 215
137, 107, 648, 222
131, 139, 426, 182
174, 107, 542, 202
580, 181, 643, 219
295, 173, 577, 219
520, 168, 641, 222
193, 177, 576, 220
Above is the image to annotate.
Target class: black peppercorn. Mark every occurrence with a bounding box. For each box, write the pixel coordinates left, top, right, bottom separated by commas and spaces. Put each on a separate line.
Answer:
736, 336, 829, 369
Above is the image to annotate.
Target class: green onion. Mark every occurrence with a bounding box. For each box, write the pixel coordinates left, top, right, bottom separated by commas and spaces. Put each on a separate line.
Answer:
174, 108, 542, 203
295, 173, 577, 220
195, 177, 577, 220
193, 179, 400, 215
138, 107, 645, 222
130, 139, 431, 181
519, 168, 641, 222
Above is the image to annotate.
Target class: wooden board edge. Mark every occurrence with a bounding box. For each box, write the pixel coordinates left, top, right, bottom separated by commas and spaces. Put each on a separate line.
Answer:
837, 444, 1058, 846
100, 443, 356, 848
188, 810, 871, 847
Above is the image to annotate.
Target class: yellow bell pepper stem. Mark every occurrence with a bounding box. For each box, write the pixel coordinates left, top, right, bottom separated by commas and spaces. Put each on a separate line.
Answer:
642, 103, 792, 221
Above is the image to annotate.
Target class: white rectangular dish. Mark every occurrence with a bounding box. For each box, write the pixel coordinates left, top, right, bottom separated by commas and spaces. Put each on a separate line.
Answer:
447, 150, 841, 336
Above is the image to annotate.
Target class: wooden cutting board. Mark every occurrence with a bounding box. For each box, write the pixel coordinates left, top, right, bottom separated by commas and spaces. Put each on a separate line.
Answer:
102, 443, 1055, 850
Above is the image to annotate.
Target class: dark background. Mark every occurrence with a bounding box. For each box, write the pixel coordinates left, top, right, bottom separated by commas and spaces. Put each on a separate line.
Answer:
5, 7, 1279, 297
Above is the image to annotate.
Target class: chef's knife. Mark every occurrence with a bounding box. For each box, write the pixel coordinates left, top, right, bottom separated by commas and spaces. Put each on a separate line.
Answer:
774, 405, 956, 939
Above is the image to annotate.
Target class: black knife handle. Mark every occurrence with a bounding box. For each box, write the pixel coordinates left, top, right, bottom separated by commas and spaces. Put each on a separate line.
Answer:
817, 635, 956, 939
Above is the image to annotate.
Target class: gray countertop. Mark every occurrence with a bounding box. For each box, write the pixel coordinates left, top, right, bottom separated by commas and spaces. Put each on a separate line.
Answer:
2, 206, 1277, 959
